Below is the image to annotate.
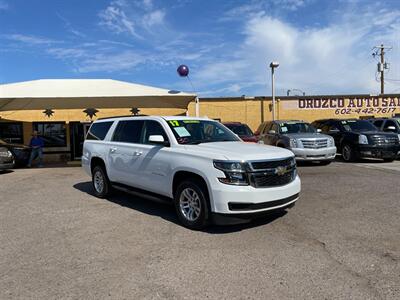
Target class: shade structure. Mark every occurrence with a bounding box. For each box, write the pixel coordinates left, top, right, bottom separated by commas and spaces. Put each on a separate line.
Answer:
0, 79, 196, 111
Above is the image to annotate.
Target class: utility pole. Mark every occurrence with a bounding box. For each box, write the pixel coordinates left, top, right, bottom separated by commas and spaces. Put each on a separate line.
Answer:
373, 44, 391, 95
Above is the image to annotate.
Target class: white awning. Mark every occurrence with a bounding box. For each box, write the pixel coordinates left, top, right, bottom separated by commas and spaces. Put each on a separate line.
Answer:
0, 79, 196, 111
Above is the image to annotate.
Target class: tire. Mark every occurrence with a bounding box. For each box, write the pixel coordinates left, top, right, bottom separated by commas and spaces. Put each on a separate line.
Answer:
92, 165, 112, 198
383, 158, 395, 163
174, 180, 210, 230
341, 144, 357, 162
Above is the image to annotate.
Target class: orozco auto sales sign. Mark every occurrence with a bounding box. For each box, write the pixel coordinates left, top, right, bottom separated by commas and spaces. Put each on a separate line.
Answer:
293, 97, 400, 115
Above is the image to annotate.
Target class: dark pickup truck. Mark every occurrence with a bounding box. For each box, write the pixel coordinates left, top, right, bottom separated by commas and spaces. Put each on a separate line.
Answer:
311, 119, 400, 162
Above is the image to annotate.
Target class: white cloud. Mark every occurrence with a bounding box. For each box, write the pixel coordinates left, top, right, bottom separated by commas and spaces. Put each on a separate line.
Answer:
77, 51, 144, 73
3, 34, 59, 45
98, 0, 168, 39
195, 6, 400, 96
99, 2, 142, 39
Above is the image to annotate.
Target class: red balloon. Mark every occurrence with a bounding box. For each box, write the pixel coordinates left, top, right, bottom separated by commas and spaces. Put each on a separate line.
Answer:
177, 65, 189, 77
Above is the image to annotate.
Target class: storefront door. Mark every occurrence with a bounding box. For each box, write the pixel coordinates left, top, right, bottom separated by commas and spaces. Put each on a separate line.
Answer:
70, 122, 91, 160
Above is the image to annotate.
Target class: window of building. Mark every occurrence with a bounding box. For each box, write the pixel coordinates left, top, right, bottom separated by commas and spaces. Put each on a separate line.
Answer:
86, 121, 113, 140
0, 122, 23, 144
33, 122, 67, 147
112, 120, 144, 143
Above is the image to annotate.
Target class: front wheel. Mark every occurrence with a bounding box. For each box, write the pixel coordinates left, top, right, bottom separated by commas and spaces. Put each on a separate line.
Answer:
174, 180, 210, 230
92, 165, 112, 198
342, 144, 357, 162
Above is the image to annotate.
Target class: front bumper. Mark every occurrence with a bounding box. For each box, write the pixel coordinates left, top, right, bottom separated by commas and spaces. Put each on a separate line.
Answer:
210, 175, 301, 214
356, 144, 400, 159
0, 161, 15, 170
291, 146, 337, 161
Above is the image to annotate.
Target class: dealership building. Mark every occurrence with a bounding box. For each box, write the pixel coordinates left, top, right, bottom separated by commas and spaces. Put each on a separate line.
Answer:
1, 79, 399, 162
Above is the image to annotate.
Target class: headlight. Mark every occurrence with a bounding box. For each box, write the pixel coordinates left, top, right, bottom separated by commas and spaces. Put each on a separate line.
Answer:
328, 137, 335, 147
0, 147, 12, 158
398, 134, 400, 142
213, 160, 249, 185
289, 138, 299, 148
358, 134, 369, 145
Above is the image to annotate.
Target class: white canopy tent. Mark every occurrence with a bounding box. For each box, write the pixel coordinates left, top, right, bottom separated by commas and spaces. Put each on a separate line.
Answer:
0, 79, 197, 113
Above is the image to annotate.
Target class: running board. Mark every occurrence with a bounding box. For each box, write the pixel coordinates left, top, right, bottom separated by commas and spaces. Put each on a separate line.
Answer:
111, 182, 173, 205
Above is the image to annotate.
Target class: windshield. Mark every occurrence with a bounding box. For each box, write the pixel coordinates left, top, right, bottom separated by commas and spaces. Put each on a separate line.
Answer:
225, 124, 253, 136
167, 119, 240, 144
279, 122, 317, 134
341, 120, 377, 132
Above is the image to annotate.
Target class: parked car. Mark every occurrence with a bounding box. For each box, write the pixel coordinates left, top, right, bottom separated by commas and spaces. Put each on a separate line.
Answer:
82, 116, 301, 229
311, 119, 400, 162
0, 146, 14, 170
369, 117, 400, 139
223, 122, 258, 143
0, 139, 32, 167
255, 120, 336, 164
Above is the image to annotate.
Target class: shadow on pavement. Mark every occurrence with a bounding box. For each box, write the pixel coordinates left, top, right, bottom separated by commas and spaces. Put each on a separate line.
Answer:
73, 181, 287, 234
0, 169, 14, 175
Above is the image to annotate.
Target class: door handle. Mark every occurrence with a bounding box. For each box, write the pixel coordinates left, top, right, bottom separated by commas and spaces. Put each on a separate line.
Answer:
133, 151, 142, 156
110, 147, 117, 153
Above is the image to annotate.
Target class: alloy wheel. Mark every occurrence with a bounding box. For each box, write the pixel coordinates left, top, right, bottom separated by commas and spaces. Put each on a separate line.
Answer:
94, 170, 104, 193
342, 145, 351, 161
179, 188, 202, 221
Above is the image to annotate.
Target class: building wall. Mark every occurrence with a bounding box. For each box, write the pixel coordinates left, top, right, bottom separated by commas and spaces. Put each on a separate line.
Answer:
1, 94, 399, 138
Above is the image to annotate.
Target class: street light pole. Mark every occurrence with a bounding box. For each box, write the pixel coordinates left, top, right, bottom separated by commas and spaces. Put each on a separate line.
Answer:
269, 62, 279, 121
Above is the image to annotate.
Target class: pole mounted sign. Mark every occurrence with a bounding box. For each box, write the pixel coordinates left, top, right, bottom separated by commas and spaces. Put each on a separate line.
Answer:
296, 96, 400, 115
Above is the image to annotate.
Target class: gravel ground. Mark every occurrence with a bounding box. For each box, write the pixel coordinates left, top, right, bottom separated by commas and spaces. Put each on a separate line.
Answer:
0, 161, 399, 299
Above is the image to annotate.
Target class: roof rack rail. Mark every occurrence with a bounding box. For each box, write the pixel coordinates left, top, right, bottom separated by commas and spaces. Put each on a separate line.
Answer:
97, 114, 148, 120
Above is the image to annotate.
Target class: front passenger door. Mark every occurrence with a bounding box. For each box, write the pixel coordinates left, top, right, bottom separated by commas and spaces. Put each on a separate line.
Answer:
134, 120, 172, 196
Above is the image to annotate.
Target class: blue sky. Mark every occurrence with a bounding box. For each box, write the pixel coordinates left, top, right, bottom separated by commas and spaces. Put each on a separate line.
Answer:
1, 0, 400, 97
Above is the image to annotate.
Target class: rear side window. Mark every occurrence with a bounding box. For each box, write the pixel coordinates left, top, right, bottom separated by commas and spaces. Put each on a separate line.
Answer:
86, 121, 113, 140
112, 120, 144, 143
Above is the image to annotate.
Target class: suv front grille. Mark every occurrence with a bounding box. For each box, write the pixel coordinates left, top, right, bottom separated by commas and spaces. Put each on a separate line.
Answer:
300, 139, 328, 149
370, 135, 399, 146
248, 158, 296, 188
250, 158, 293, 170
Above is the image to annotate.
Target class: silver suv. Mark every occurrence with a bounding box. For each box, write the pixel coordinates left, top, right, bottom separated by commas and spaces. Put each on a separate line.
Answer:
256, 120, 336, 164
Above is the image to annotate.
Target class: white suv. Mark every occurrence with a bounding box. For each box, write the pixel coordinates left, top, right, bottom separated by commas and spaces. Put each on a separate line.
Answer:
82, 116, 301, 229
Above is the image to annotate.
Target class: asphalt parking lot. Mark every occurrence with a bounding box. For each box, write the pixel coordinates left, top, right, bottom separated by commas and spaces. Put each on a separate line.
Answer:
0, 161, 399, 299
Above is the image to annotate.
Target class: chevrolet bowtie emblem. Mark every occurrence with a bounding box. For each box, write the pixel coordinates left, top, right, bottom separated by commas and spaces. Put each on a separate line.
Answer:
275, 166, 288, 176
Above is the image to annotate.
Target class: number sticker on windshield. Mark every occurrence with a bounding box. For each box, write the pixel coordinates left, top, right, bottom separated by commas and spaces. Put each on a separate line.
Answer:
281, 127, 288, 132
169, 120, 180, 127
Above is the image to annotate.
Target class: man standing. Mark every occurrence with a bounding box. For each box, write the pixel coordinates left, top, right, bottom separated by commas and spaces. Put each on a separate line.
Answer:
28, 131, 44, 167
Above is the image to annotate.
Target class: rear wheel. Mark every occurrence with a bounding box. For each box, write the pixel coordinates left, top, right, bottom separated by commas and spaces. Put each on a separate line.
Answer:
342, 144, 357, 162
92, 165, 112, 198
174, 180, 209, 230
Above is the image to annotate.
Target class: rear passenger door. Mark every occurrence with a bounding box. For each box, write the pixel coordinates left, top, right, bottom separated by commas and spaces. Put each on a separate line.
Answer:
107, 120, 145, 186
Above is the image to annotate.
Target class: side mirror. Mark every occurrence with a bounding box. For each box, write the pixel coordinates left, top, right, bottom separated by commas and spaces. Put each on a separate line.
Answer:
317, 129, 322, 133
149, 135, 169, 146
385, 126, 396, 132
268, 130, 276, 134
